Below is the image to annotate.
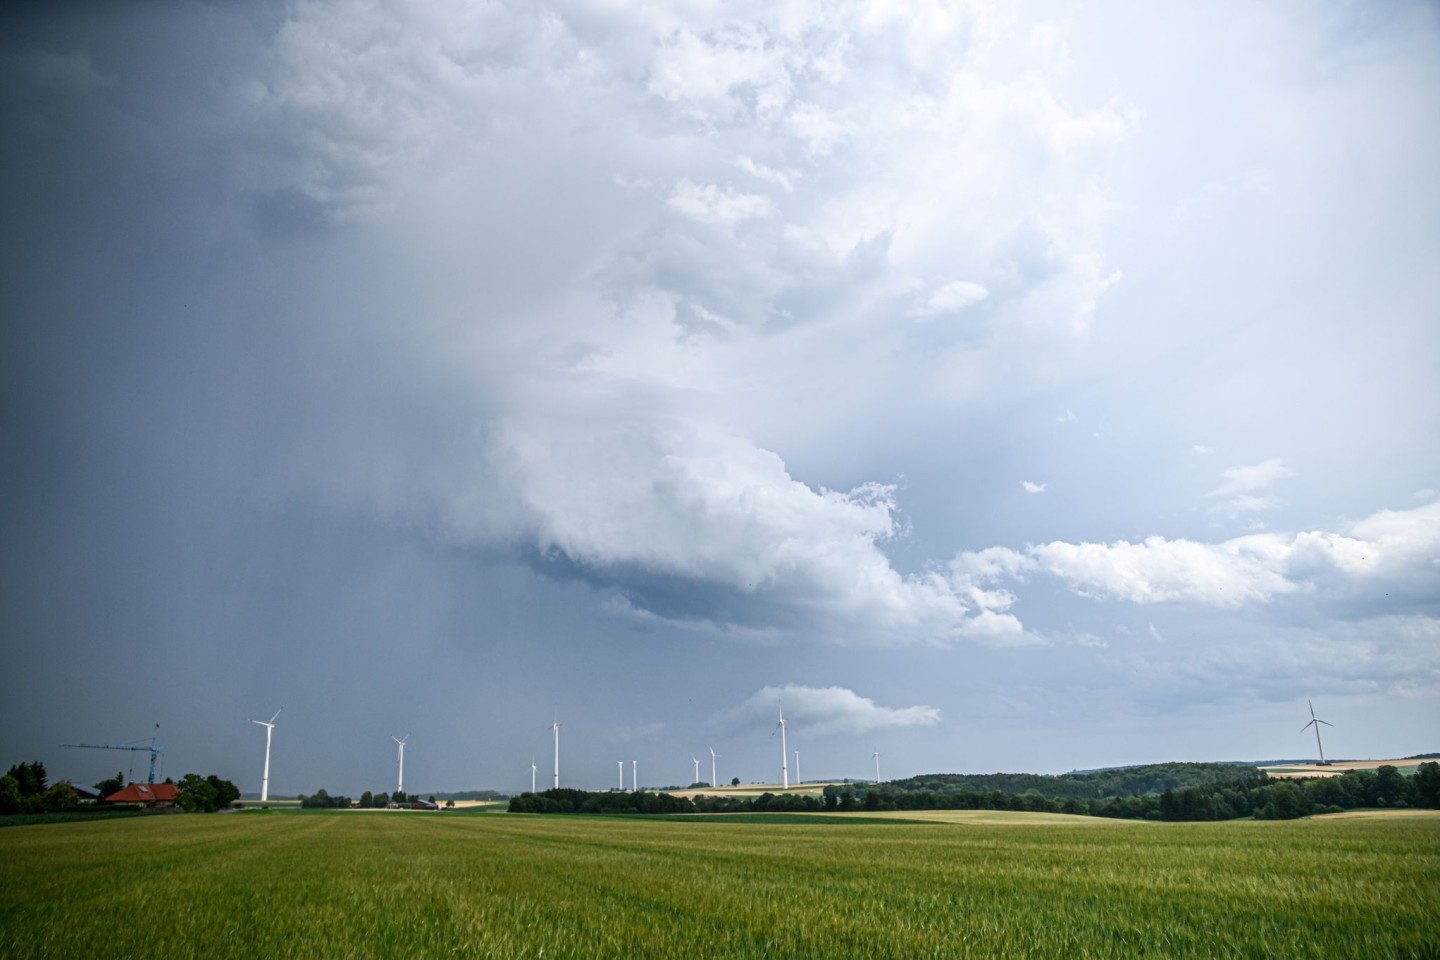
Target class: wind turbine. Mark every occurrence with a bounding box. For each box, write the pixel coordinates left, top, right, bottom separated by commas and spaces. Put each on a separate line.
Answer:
692, 755, 700, 784
530, 759, 537, 794
1301, 700, 1334, 765
772, 702, 789, 790
632, 759, 638, 791
392, 735, 409, 797
794, 750, 800, 785
873, 750, 881, 783
552, 715, 562, 789
618, 760, 625, 790
249, 707, 282, 803
709, 746, 719, 788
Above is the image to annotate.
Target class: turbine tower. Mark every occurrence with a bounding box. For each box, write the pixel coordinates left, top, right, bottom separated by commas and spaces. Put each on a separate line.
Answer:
794, 750, 800, 785
618, 760, 624, 790
392, 735, 409, 797
530, 759, 537, 794
248, 707, 282, 803
709, 746, 719, 788
873, 750, 881, 783
552, 716, 562, 789
692, 755, 700, 784
1301, 700, 1334, 765
772, 702, 789, 790
632, 759, 638, 791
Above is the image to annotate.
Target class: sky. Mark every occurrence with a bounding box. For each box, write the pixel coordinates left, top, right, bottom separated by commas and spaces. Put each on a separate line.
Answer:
2, 0, 1437, 799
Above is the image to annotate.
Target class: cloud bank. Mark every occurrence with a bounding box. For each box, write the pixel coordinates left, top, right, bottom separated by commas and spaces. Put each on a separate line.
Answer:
957, 500, 1440, 611
719, 685, 941, 738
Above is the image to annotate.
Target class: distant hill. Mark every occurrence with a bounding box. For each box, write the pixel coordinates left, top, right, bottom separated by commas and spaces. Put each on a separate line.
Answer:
887, 762, 1265, 801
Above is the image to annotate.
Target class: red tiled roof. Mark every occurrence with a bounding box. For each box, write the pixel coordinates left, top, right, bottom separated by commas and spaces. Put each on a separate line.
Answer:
104, 782, 181, 803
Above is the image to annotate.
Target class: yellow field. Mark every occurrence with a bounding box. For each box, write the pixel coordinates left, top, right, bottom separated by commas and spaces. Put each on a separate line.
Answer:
1313, 808, 1440, 820
1261, 758, 1423, 778
812, 808, 1155, 826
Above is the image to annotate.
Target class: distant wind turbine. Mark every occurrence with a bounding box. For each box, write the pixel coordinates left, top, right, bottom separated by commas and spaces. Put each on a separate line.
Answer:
692, 755, 700, 784
392, 735, 409, 796
794, 750, 800, 785
873, 750, 881, 783
772, 702, 789, 790
618, 760, 624, 790
530, 759, 537, 794
632, 759, 638, 791
709, 746, 719, 788
552, 716, 562, 789
248, 707, 282, 802
1301, 700, 1334, 765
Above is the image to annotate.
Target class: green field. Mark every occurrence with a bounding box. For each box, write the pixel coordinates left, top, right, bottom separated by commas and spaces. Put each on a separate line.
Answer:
2, 811, 1437, 959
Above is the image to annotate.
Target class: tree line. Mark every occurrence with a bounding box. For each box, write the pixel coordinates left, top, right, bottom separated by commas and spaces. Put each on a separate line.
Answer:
1, 761, 239, 815
296, 789, 450, 808
506, 761, 1440, 821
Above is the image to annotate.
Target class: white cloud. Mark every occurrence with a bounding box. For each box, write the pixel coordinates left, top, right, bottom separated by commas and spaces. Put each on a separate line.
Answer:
1209, 457, 1292, 497
648, 24, 793, 121
667, 179, 775, 230
734, 155, 795, 191
718, 684, 940, 737
1021, 480, 1046, 494
910, 279, 990, 317
1206, 457, 1292, 518
1025, 534, 1297, 606
960, 500, 1440, 612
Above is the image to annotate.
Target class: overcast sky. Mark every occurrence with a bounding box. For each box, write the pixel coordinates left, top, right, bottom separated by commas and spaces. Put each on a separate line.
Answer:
3, 1, 1437, 798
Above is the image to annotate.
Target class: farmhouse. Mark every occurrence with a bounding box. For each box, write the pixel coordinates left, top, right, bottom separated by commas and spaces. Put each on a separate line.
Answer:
105, 782, 181, 807
69, 783, 103, 803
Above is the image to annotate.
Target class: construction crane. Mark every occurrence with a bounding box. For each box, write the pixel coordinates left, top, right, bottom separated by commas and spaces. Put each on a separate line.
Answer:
63, 727, 165, 784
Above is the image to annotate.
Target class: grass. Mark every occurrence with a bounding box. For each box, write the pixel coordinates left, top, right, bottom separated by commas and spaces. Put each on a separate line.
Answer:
1, 811, 1436, 958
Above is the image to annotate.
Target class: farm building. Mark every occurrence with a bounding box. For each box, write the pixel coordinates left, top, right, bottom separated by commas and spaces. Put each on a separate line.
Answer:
104, 782, 181, 807
69, 783, 102, 803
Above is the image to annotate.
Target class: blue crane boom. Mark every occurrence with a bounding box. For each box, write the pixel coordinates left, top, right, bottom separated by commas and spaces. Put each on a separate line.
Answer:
62, 736, 165, 784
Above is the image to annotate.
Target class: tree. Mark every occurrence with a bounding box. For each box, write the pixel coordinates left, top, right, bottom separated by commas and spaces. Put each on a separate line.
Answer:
95, 771, 126, 798
730, 777, 740, 786
176, 773, 237, 812
1414, 761, 1440, 809
1372, 766, 1407, 807
1259, 782, 1311, 820
0, 774, 21, 815
178, 774, 218, 813
360, 790, 374, 808
207, 774, 240, 809
6, 761, 47, 798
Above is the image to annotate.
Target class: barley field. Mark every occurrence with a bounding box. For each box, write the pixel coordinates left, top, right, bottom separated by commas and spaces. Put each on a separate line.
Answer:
2, 810, 1436, 959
